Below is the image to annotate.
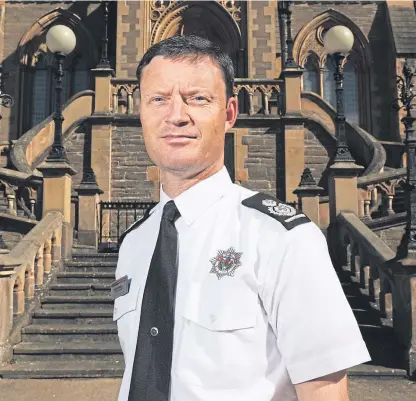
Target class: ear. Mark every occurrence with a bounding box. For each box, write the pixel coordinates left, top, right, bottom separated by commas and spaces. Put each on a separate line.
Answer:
224, 96, 238, 132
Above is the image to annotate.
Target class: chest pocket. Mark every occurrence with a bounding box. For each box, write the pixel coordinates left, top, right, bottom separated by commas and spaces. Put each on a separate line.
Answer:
175, 278, 260, 389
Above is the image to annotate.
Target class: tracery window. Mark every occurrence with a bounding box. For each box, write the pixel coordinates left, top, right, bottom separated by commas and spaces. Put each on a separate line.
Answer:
303, 54, 359, 126
303, 57, 319, 94
28, 52, 90, 129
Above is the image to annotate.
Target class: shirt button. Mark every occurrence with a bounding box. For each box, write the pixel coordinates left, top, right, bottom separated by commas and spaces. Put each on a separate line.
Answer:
150, 327, 159, 336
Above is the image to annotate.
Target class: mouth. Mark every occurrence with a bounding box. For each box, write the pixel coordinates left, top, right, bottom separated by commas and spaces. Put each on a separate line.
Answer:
162, 135, 197, 143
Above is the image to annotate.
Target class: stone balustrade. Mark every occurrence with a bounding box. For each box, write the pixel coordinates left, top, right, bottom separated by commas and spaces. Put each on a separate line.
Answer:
337, 212, 396, 320
0, 167, 42, 220
110, 77, 284, 116
357, 168, 406, 220
0, 211, 63, 362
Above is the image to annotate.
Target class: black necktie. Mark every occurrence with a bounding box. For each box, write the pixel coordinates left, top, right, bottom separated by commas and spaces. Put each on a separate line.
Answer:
128, 201, 180, 401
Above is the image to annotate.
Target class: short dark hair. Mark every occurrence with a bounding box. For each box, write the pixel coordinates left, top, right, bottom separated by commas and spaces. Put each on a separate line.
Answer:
136, 35, 235, 100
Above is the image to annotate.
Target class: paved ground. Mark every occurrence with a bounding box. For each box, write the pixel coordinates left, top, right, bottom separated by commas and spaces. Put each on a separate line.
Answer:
0, 378, 414, 400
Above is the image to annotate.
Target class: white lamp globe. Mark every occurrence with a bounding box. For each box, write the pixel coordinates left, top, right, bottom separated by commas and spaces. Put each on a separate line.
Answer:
46, 25, 76, 55
323, 25, 354, 54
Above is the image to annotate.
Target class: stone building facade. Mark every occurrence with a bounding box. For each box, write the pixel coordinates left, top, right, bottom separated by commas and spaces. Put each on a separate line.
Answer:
0, 0, 415, 205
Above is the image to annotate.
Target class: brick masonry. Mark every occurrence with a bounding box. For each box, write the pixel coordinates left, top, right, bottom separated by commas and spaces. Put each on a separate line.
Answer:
374, 225, 405, 253
304, 124, 336, 190
65, 129, 86, 188
111, 126, 154, 201
116, 1, 141, 78
241, 128, 280, 197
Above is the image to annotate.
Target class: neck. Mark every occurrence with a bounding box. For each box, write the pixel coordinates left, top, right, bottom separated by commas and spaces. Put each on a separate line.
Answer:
161, 163, 223, 199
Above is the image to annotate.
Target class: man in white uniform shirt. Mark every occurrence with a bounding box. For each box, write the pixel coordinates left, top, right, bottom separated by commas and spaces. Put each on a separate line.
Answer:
113, 35, 370, 401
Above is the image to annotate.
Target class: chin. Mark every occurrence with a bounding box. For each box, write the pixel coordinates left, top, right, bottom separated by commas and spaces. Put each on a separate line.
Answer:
159, 157, 200, 173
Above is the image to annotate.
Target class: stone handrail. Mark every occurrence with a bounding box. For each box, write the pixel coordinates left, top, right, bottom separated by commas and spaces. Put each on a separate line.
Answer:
337, 211, 395, 319
357, 168, 406, 219
301, 92, 386, 176
111, 77, 284, 116
0, 211, 63, 362
10, 90, 95, 174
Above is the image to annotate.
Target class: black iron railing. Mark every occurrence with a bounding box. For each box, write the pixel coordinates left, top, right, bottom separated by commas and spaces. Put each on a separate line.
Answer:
98, 200, 157, 251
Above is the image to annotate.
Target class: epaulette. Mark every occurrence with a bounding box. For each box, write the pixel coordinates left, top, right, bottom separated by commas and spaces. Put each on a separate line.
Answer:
242, 193, 310, 230
118, 207, 153, 246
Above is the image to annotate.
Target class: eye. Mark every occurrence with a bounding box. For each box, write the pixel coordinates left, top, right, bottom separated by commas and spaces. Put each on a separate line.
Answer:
190, 96, 209, 103
150, 97, 165, 104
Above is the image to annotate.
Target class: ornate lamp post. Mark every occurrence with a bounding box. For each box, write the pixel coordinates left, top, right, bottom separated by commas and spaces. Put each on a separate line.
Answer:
0, 65, 14, 120
394, 60, 416, 259
97, 1, 111, 68
323, 25, 356, 163
45, 25, 76, 163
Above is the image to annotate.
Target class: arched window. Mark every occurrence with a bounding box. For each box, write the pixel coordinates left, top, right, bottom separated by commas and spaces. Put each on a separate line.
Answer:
26, 51, 90, 130
31, 53, 50, 126
323, 55, 359, 124
303, 56, 319, 93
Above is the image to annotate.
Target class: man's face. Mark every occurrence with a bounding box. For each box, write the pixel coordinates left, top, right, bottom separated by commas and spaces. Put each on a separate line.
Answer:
139, 56, 237, 176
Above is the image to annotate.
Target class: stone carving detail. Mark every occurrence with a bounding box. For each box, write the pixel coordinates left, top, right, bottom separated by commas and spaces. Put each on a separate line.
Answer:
218, 0, 241, 22
150, 0, 242, 45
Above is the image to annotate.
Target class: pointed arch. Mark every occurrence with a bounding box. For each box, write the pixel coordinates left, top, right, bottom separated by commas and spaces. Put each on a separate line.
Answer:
150, 1, 243, 77
16, 7, 98, 67
16, 8, 98, 136
293, 10, 372, 131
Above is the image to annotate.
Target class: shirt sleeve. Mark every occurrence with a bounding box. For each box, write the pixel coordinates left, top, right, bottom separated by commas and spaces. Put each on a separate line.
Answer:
259, 221, 371, 384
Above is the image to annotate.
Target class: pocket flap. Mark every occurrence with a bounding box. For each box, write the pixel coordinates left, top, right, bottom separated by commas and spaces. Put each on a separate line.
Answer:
181, 283, 257, 331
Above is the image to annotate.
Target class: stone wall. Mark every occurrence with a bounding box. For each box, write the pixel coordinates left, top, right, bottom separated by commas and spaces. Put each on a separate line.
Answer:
116, 1, 141, 78
304, 124, 335, 190
374, 225, 405, 254
111, 126, 154, 201
66, 128, 86, 188
248, 0, 277, 79
241, 128, 279, 197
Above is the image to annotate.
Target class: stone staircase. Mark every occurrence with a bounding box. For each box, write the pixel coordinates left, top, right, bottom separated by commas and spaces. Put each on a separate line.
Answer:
0, 250, 124, 379
0, 246, 410, 379
337, 266, 408, 377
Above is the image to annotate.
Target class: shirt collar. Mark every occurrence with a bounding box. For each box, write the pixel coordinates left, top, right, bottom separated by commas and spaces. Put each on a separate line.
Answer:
158, 166, 233, 225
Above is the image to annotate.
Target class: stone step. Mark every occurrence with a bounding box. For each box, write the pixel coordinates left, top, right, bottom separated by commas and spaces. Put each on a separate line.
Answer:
56, 272, 115, 284
32, 308, 114, 324
66, 261, 117, 268
41, 295, 113, 309
21, 324, 117, 342
13, 342, 122, 362
49, 283, 111, 296
0, 360, 124, 378
64, 261, 117, 273
71, 252, 118, 262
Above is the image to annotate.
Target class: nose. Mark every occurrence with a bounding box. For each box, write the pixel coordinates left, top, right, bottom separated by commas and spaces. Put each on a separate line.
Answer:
165, 95, 190, 127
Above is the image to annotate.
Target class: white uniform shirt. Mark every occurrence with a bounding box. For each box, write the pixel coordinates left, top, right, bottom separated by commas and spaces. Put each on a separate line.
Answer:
114, 167, 370, 401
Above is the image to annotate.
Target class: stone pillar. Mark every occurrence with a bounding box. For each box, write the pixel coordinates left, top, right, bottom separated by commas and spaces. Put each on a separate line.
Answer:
282, 67, 303, 117
0, 267, 15, 362
328, 162, 363, 223
92, 67, 115, 114
37, 162, 76, 260
283, 123, 305, 203
281, 66, 304, 203
383, 262, 416, 380
293, 168, 323, 226
76, 183, 103, 248
91, 125, 112, 203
